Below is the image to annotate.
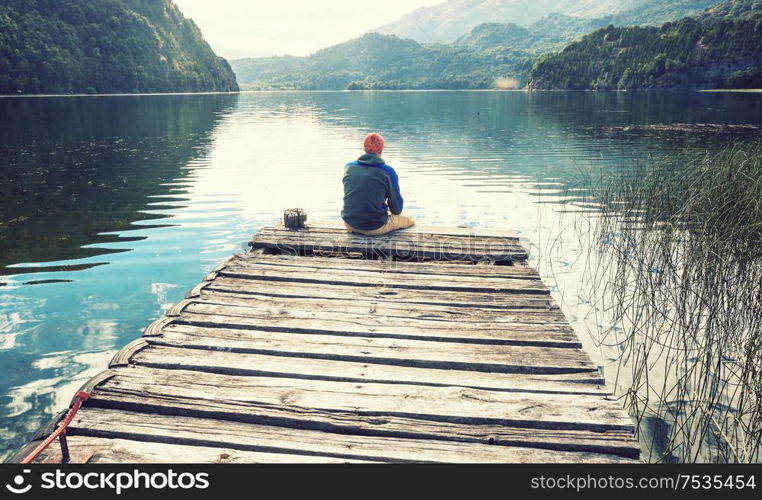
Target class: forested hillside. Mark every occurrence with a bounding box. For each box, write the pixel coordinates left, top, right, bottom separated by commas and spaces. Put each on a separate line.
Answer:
528, 0, 762, 89
0, 0, 238, 94
233, 0, 732, 91
454, 1, 722, 52
231, 33, 531, 91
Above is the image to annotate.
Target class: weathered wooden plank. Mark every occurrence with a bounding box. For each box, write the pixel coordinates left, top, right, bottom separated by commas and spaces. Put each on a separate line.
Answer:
130, 345, 607, 394
148, 324, 595, 374
203, 277, 556, 310
168, 310, 580, 348
175, 295, 567, 325
199, 287, 558, 314
218, 265, 549, 295
187, 293, 560, 326
259, 222, 520, 237
251, 231, 527, 253
32, 436, 374, 464
250, 231, 528, 262
107, 366, 622, 431
70, 408, 636, 463
251, 234, 523, 256
220, 259, 545, 286
99, 365, 623, 429
178, 301, 571, 330
230, 259, 539, 280
89, 366, 638, 457
255, 225, 521, 244
275, 221, 521, 239
235, 252, 539, 277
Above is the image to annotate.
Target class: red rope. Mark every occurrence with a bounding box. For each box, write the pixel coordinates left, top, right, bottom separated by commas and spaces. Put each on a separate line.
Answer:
21, 390, 91, 464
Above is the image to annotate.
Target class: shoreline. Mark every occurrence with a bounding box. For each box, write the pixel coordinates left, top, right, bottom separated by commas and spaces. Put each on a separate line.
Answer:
0, 90, 241, 99
3, 88, 761, 99
1, 89, 529, 98
699, 89, 762, 93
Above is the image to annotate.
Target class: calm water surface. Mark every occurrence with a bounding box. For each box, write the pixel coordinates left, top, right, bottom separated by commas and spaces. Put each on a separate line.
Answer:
1, 91, 761, 461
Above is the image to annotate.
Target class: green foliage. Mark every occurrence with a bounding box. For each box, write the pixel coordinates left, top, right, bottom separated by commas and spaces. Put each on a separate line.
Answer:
233, 0, 736, 91
454, 22, 534, 50
455, 1, 725, 54
529, 0, 762, 89
451, 15, 607, 58
0, 0, 238, 94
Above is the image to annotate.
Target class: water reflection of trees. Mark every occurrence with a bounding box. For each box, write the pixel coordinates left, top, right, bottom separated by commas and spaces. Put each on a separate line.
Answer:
0, 94, 239, 275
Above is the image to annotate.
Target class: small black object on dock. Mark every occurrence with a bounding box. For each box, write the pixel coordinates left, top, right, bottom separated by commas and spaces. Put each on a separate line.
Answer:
283, 208, 307, 229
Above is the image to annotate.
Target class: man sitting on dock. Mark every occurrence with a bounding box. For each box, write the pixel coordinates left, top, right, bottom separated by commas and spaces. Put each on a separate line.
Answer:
342, 133, 415, 235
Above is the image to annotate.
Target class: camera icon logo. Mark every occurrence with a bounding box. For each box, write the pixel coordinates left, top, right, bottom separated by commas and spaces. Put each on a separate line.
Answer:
5, 469, 32, 494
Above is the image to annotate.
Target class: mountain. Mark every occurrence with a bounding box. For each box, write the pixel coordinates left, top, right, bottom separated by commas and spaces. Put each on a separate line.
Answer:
697, 0, 762, 17
231, 32, 530, 90
0, 0, 238, 94
232, 0, 755, 91
454, 22, 535, 51
609, 0, 727, 25
454, 1, 722, 53
372, 0, 645, 43
528, 0, 762, 89
454, 15, 605, 54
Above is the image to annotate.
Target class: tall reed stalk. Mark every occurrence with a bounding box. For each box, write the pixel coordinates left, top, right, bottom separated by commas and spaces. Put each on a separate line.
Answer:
585, 144, 761, 463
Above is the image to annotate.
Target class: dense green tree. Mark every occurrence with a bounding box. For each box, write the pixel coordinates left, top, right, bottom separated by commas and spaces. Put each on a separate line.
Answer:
528, 0, 762, 89
0, 0, 238, 94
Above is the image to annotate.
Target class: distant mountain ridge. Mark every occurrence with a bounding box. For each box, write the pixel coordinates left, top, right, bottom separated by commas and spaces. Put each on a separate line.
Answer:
453, 0, 722, 53
528, 0, 762, 89
0, 0, 238, 94
372, 0, 646, 43
232, 0, 736, 91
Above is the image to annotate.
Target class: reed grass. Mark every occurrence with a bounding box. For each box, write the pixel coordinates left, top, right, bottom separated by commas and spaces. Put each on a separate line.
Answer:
583, 144, 761, 463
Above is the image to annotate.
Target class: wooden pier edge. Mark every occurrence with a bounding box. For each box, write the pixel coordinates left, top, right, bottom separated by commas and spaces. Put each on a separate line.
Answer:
9, 222, 641, 464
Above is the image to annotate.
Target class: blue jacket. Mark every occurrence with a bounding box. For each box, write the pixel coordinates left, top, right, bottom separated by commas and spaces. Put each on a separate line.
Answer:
341, 153, 404, 231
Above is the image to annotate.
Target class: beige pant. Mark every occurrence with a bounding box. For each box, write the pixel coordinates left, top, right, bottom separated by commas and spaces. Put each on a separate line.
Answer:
345, 213, 416, 236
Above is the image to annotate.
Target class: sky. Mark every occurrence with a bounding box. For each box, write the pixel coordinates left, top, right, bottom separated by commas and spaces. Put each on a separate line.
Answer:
173, 0, 443, 57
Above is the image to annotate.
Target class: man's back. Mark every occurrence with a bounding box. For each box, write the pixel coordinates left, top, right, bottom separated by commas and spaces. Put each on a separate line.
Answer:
342, 153, 402, 231
341, 133, 415, 236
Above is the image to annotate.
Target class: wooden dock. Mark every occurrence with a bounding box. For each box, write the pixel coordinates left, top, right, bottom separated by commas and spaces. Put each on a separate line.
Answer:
12, 223, 640, 463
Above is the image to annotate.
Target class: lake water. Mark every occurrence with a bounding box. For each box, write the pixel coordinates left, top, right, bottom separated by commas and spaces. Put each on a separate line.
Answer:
1, 91, 761, 462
